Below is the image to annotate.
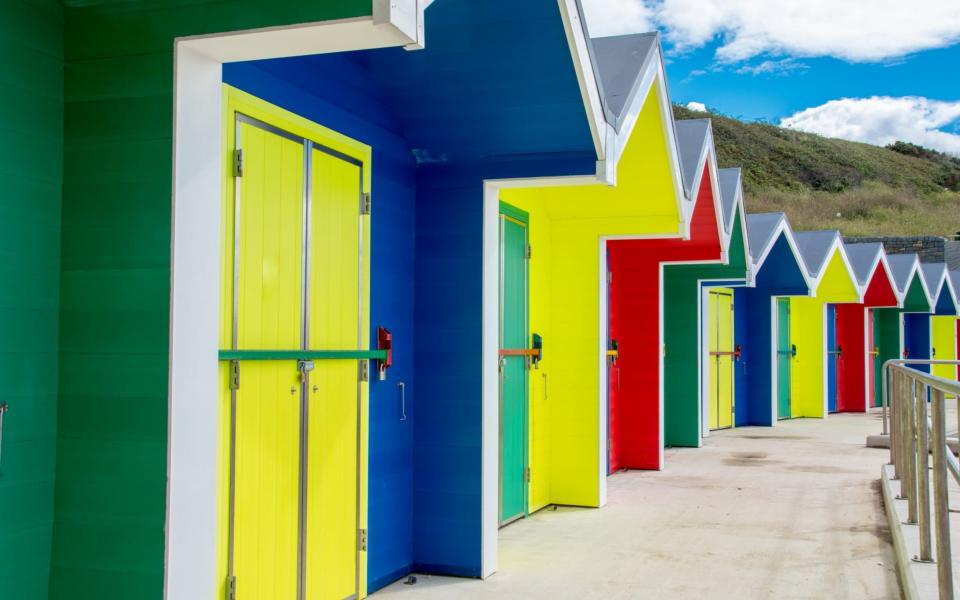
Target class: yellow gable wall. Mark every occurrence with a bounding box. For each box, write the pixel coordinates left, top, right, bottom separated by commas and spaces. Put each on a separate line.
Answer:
932, 316, 958, 380
501, 82, 685, 509
788, 250, 860, 418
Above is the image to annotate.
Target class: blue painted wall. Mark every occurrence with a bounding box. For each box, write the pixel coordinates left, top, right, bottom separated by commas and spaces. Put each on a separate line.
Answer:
904, 313, 932, 373
736, 236, 808, 426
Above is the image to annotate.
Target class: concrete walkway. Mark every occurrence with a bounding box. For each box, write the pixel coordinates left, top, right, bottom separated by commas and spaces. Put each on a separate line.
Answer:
374, 413, 900, 599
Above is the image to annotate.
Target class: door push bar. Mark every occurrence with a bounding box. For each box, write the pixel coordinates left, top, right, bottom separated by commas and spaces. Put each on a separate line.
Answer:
499, 333, 544, 369
709, 344, 743, 361
777, 344, 798, 358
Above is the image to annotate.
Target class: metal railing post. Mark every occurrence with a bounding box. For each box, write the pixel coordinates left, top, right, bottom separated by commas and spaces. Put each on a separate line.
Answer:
931, 387, 954, 599
906, 376, 918, 524
892, 369, 901, 479
882, 360, 890, 435
917, 381, 933, 562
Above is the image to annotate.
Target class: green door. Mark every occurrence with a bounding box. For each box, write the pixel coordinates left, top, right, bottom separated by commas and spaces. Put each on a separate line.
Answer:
776, 298, 792, 420
499, 207, 528, 525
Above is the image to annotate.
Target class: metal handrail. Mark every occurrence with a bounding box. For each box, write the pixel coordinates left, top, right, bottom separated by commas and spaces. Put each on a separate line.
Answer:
886, 361, 960, 599
881, 360, 960, 436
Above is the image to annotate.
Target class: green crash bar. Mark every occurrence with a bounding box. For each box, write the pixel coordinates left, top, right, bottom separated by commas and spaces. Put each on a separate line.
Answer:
218, 349, 388, 361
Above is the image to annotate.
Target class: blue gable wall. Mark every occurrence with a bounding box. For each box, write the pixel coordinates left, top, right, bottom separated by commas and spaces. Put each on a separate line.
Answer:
736, 235, 808, 426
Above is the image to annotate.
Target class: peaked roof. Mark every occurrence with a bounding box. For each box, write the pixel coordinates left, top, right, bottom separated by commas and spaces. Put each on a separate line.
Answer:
718, 168, 741, 234
844, 242, 884, 288
921, 263, 948, 299
674, 119, 711, 199
951, 271, 960, 301
887, 254, 921, 295
794, 230, 840, 279
746, 213, 785, 261
590, 33, 659, 133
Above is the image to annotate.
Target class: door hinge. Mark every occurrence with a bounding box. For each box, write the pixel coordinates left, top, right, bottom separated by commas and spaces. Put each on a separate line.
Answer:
524, 244, 532, 260
233, 149, 243, 178
524, 467, 531, 483
358, 528, 368, 552
225, 575, 237, 600
607, 438, 612, 451
361, 192, 371, 215
229, 360, 240, 390
607, 271, 612, 283
359, 359, 369, 382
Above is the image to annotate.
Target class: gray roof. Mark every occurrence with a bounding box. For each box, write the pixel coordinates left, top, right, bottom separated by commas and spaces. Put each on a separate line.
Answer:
794, 230, 839, 279
590, 33, 659, 132
717, 168, 741, 233
886, 254, 919, 294
675, 119, 710, 199
843, 243, 883, 287
746, 213, 785, 263
920, 263, 947, 299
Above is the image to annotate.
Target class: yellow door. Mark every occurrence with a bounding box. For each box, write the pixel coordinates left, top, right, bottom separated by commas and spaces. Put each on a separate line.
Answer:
233, 119, 305, 599
709, 290, 734, 430
222, 95, 370, 600
305, 148, 365, 600
932, 316, 957, 381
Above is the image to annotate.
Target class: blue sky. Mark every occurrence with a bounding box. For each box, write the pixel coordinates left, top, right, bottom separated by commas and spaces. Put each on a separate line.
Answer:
581, 0, 960, 155
667, 42, 960, 125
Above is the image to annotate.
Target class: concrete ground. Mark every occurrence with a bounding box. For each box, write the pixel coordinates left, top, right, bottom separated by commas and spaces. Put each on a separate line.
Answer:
374, 413, 900, 600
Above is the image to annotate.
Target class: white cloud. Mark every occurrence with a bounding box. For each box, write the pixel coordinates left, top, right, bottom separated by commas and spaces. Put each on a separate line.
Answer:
735, 58, 807, 76
685, 101, 707, 112
582, 0, 960, 62
581, 0, 654, 38
780, 96, 960, 156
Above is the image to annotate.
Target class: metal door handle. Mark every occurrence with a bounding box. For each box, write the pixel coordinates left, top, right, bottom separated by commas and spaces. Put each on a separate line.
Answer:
398, 382, 407, 421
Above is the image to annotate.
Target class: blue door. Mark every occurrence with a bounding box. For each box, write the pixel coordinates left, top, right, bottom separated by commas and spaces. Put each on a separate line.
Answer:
826, 305, 838, 413
904, 313, 932, 373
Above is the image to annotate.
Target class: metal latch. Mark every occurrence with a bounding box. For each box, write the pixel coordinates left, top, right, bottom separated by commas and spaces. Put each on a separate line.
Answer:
358, 528, 368, 551
225, 575, 237, 600
229, 360, 240, 390
524, 467, 531, 482
298, 360, 315, 382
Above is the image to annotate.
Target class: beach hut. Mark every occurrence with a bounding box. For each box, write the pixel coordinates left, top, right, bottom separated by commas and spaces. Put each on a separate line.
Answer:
922, 264, 959, 380
665, 168, 751, 443
833, 244, 900, 413
603, 117, 736, 468
497, 31, 694, 513
871, 254, 933, 405
733, 213, 812, 427
784, 232, 862, 419
0, 2, 670, 597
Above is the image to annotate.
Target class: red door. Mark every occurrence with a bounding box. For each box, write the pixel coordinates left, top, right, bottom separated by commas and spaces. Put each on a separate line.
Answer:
607, 250, 622, 474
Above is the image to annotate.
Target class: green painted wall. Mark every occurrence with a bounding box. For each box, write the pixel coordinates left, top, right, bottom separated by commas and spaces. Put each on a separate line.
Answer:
0, 2, 63, 599
663, 215, 749, 447
871, 277, 932, 407
55, 2, 372, 597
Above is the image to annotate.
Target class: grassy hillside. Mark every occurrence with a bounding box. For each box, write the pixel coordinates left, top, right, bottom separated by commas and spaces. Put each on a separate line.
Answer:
673, 105, 960, 237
